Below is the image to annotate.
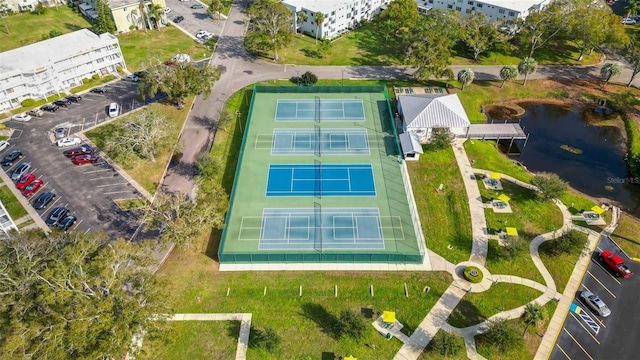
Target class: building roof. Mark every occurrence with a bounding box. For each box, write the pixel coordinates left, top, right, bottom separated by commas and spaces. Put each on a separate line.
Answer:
0, 29, 119, 75
283, 0, 350, 14
399, 94, 471, 129
476, 0, 546, 13
399, 132, 423, 155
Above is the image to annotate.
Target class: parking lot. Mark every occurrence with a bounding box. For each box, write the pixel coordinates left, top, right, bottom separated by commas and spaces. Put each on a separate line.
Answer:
551, 236, 640, 359
165, 0, 227, 41
3, 80, 160, 239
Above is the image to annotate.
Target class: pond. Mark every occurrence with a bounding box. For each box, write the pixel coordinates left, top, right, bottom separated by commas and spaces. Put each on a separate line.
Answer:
496, 103, 640, 215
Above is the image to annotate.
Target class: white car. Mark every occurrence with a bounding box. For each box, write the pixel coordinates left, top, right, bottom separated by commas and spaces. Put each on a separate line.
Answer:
57, 137, 82, 148
108, 102, 119, 118
0, 140, 10, 152
179, 0, 190, 2
125, 74, 140, 82
164, 7, 172, 14
12, 113, 32, 122
622, 17, 637, 25
196, 30, 212, 39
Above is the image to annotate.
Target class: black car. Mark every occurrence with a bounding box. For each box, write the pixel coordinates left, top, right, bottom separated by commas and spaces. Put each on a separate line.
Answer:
134, 70, 148, 78
45, 207, 69, 226
173, 15, 184, 23
41, 104, 60, 112
1, 150, 22, 166
63, 146, 92, 158
57, 215, 77, 231
34, 192, 56, 210
66, 94, 82, 103
90, 87, 108, 94
53, 99, 71, 107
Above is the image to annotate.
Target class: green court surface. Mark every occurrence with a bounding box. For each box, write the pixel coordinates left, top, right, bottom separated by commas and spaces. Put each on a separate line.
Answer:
219, 86, 424, 264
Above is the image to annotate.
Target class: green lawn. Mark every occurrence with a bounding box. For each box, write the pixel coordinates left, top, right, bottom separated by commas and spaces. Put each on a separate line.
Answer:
0, 6, 91, 52
0, 184, 28, 220
420, 331, 467, 360
406, 145, 473, 265
140, 321, 238, 359
118, 26, 212, 72
611, 214, 640, 258
85, 99, 193, 195
464, 140, 532, 182
156, 251, 453, 359
538, 230, 589, 293
448, 283, 542, 328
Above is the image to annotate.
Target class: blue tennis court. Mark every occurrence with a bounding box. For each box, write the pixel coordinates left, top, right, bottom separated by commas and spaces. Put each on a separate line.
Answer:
257, 208, 385, 250
267, 128, 370, 155
275, 99, 365, 121
266, 164, 376, 196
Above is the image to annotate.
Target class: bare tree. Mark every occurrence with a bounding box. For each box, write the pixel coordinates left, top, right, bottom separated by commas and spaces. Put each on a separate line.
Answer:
105, 110, 174, 163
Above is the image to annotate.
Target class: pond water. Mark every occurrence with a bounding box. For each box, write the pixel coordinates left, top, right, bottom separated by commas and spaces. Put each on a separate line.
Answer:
497, 103, 640, 215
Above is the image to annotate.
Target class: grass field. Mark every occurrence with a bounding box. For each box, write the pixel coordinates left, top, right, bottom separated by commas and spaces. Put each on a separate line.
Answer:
611, 214, 640, 258
85, 99, 193, 195
0, 7, 91, 52
0, 184, 27, 220
538, 230, 589, 293
118, 26, 212, 72
155, 250, 453, 359
463, 140, 532, 182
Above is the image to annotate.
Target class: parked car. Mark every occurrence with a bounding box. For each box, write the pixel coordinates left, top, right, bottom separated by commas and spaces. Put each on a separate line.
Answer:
57, 137, 82, 148
622, 17, 637, 25
54, 127, 67, 139
41, 104, 59, 112
11, 162, 31, 181
73, 154, 99, 165
45, 207, 69, 227
579, 290, 611, 317
601, 250, 633, 278
16, 173, 35, 191
1, 150, 22, 166
33, 191, 56, 210
66, 94, 83, 103
53, 98, 72, 107
125, 74, 140, 82
108, 102, 119, 117
173, 15, 185, 23
134, 70, 148, 78
191, 3, 204, 8
57, 215, 77, 231
0, 140, 9, 152
22, 179, 43, 197
164, 7, 171, 13
90, 87, 108, 94
12, 113, 32, 122
196, 30, 212, 39
63, 146, 92, 158
27, 108, 44, 117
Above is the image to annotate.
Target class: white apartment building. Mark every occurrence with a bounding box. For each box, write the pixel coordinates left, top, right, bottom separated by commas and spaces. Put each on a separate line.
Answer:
4, 0, 59, 12
284, 0, 391, 39
415, 0, 549, 22
0, 29, 126, 111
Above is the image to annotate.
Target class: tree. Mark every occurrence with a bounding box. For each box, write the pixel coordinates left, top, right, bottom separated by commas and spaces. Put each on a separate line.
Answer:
314, 11, 325, 44
0, 231, 170, 359
499, 65, 518, 88
215, 108, 234, 132
621, 36, 640, 87
318, 38, 332, 58
105, 110, 173, 164
377, 0, 418, 38
247, 0, 294, 62
336, 310, 367, 339
300, 71, 318, 85
517, 3, 569, 58
207, 0, 223, 20
430, 128, 452, 149
542, 229, 587, 256
460, 12, 499, 62
432, 331, 463, 358
296, 10, 308, 31
457, 68, 474, 90
140, 188, 228, 250
517, 57, 537, 86
138, 62, 220, 107
148, 3, 163, 30
624, 0, 639, 17
138, 0, 152, 31
502, 235, 527, 261
0, 0, 10, 34
93, 0, 116, 34
569, 9, 628, 62
439, 68, 455, 88
482, 318, 522, 352
600, 61, 622, 90
531, 172, 568, 199
521, 303, 545, 336
195, 153, 221, 180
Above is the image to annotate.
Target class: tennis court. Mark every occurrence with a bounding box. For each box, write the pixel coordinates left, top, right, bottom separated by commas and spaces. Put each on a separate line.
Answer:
263, 128, 370, 155
266, 164, 376, 197
275, 99, 366, 121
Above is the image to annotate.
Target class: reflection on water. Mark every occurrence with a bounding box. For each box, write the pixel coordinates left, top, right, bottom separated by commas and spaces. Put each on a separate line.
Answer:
502, 103, 640, 215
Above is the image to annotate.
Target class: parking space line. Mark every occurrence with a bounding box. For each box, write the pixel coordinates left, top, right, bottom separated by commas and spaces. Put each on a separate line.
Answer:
579, 285, 607, 329
96, 183, 129, 188
586, 271, 617, 298
591, 260, 622, 285
48, 196, 62, 208
104, 190, 133, 195
563, 328, 594, 360
569, 312, 601, 343
84, 228, 91, 234
555, 344, 571, 359
73, 219, 83, 230
84, 168, 113, 174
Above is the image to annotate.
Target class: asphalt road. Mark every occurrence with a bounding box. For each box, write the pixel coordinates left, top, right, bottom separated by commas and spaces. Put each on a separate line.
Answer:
166, 0, 226, 41
4, 79, 158, 238
550, 235, 640, 360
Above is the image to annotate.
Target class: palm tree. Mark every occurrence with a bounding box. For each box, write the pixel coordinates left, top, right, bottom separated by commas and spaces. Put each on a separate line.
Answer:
138, 1, 151, 31
440, 68, 455, 89
208, 0, 223, 20
521, 303, 545, 336
518, 57, 538, 86
296, 11, 308, 33
499, 65, 518, 88
457, 68, 475, 91
314, 11, 324, 44
624, 0, 639, 17
148, 3, 163, 30
600, 62, 622, 90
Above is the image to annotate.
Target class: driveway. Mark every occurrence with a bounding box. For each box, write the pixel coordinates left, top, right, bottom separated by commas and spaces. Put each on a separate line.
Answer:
166, 0, 226, 41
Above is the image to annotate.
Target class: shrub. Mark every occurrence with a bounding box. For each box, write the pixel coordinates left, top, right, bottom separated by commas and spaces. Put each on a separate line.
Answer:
532, 172, 568, 199
463, 266, 483, 283
21, 98, 36, 107
92, 74, 100, 80
429, 128, 452, 150
116, 65, 123, 73
431, 331, 464, 357
480, 318, 522, 352
540, 229, 587, 256
300, 71, 318, 85
335, 309, 367, 339
0, 124, 7, 130
82, 78, 90, 84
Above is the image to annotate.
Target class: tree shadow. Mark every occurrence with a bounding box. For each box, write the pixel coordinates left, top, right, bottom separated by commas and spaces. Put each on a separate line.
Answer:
447, 298, 487, 328
299, 302, 340, 340
64, 23, 84, 32
300, 48, 322, 59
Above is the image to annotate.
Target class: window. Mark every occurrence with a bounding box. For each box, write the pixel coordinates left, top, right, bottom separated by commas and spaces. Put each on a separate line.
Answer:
508, 11, 515, 16
477, 3, 482, 7
499, 9, 505, 13
447, 4, 453, 9
429, 0, 433, 3
455, 6, 461, 11
6, 88, 14, 94
468, 1, 473, 4
466, 8, 472, 13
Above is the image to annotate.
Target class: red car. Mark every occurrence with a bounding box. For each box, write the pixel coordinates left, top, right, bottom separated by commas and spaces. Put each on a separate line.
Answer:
16, 173, 35, 191
73, 154, 98, 165
601, 251, 633, 278
22, 179, 43, 197
63, 146, 92, 158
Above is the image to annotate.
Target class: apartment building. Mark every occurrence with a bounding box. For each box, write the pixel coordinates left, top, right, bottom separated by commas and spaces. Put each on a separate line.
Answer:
284, 0, 391, 39
0, 29, 126, 111
77, 0, 167, 33
4, 0, 59, 12
415, 0, 549, 22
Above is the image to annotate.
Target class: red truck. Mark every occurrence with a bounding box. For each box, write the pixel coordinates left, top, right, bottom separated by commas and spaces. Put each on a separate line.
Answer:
601, 251, 634, 278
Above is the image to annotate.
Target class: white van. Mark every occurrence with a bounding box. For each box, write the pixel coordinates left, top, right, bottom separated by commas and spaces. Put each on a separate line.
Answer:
108, 103, 119, 118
